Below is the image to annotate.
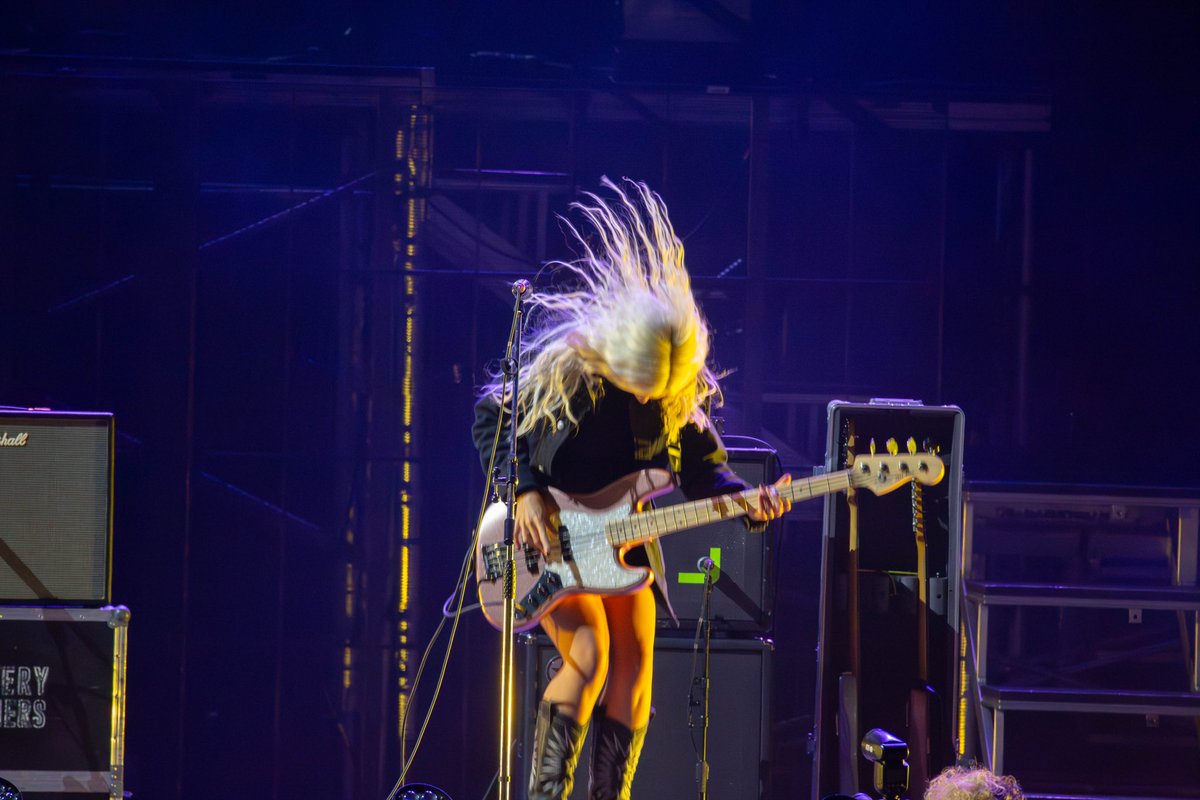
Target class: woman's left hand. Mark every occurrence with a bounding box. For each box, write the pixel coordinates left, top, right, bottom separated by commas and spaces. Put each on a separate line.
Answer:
746, 473, 792, 522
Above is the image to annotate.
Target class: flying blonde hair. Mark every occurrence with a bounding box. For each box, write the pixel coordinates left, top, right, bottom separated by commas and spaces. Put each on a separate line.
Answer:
924, 766, 1026, 800
481, 178, 721, 438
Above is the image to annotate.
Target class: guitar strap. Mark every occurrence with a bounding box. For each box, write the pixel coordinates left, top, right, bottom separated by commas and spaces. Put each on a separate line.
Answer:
666, 434, 682, 474
652, 426, 682, 625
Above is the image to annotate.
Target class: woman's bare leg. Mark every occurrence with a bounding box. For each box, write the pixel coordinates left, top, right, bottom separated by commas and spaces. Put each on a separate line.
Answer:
599, 586, 656, 729
540, 593, 610, 725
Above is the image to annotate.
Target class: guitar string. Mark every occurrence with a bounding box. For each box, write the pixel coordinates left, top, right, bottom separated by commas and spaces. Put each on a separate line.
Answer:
605, 470, 854, 545
613, 452, 942, 543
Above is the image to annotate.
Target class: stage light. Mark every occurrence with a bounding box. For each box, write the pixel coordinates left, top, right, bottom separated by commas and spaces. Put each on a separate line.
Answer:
0, 777, 23, 800
395, 784, 452, 800
861, 728, 910, 800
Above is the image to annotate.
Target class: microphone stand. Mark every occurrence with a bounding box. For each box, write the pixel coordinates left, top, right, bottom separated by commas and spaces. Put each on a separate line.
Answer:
694, 558, 717, 800
497, 279, 529, 800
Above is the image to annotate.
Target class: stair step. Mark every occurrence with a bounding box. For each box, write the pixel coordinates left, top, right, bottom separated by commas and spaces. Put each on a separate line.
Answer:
965, 580, 1200, 609
981, 685, 1200, 715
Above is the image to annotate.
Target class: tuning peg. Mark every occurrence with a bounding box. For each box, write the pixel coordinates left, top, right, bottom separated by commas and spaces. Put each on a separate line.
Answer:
886, 437, 899, 456
869, 438, 877, 456
906, 437, 917, 455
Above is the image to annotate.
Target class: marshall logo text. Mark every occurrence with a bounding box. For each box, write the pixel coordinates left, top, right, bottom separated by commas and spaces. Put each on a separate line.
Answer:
0, 432, 29, 447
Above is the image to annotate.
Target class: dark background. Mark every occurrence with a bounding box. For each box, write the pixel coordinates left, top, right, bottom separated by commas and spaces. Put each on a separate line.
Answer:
1, 2, 1197, 799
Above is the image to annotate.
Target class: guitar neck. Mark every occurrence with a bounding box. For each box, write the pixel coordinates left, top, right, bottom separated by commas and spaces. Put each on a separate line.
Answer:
605, 469, 852, 547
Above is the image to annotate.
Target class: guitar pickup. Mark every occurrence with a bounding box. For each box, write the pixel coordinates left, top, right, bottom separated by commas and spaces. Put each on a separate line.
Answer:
483, 542, 542, 580
481, 543, 504, 582
559, 525, 573, 562
517, 571, 563, 620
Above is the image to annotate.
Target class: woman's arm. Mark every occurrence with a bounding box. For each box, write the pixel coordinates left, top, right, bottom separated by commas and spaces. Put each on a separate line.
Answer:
472, 394, 555, 554
675, 418, 750, 499
471, 394, 545, 495
676, 418, 790, 524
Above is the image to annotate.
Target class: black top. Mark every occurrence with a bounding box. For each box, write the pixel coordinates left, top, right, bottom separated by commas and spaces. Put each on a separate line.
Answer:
550, 384, 675, 494
472, 379, 747, 502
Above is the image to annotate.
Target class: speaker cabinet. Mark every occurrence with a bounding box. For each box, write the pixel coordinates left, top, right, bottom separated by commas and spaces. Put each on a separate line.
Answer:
654, 446, 781, 633
0, 410, 114, 605
519, 634, 773, 800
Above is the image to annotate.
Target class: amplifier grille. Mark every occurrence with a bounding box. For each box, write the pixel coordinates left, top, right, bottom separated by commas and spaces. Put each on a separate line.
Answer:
0, 411, 113, 604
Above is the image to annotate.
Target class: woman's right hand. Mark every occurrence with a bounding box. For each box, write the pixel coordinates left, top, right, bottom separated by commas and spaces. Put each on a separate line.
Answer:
515, 490, 556, 558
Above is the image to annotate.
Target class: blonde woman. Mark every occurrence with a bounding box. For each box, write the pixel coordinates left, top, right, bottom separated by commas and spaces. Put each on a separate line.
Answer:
472, 179, 790, 799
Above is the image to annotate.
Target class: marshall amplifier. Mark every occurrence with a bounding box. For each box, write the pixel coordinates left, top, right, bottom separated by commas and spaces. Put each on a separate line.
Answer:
0, 410, 114, 605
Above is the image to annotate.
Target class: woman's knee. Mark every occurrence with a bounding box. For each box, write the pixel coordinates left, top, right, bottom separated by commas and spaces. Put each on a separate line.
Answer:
568, 622, 611, 690
547, 597, 611, 691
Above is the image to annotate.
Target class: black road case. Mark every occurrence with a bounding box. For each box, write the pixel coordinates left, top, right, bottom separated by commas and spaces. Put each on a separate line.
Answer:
811, 399, 965, 799
0, 605, 128, 800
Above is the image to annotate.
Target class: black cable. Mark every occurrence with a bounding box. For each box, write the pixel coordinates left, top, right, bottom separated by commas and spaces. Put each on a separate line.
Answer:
384, 309, 521, 799
720, 433, 776, 450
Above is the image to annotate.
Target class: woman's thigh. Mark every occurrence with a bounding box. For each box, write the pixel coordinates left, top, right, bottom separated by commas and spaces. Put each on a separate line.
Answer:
541, 593, 610, 681
601, 587, 656, 679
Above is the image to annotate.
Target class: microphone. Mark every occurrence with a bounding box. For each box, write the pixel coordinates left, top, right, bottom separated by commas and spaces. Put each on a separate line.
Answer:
511, 279, 532, 297
696, 556, 716, 574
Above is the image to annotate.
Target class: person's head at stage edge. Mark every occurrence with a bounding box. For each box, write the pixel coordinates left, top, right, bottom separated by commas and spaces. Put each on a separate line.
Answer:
484, 177, 720, 435
924, 765, 1026, 800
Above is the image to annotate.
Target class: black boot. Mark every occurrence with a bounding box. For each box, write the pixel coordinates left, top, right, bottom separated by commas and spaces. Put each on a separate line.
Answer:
587, 708, 648, 800
529, 700, 589, 800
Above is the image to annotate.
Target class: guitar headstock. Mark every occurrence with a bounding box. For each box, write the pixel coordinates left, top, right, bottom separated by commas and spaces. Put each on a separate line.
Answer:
848, 440, 945, 496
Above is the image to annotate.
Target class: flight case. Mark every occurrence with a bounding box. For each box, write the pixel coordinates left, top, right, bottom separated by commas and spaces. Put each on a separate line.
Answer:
811, 399, 965, 799
0, 605, 128, 800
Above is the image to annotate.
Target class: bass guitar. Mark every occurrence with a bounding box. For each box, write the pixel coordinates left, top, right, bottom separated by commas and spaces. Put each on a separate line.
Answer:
475, 451, 944, 632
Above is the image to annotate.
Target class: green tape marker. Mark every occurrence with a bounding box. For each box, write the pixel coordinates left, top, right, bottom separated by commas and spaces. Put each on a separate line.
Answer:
677, 547, 721, 584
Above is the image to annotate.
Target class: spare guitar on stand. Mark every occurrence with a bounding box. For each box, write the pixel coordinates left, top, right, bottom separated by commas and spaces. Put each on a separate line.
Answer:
812, 399, 965, 800
907, 437, 936, 795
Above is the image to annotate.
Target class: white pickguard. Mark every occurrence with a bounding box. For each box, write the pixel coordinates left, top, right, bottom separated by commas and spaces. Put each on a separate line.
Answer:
540, 505, 649, 594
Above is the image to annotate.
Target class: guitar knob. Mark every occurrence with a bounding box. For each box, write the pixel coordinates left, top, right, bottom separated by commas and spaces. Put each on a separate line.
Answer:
906, 437, 917, 455
886, 438, 899, 456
